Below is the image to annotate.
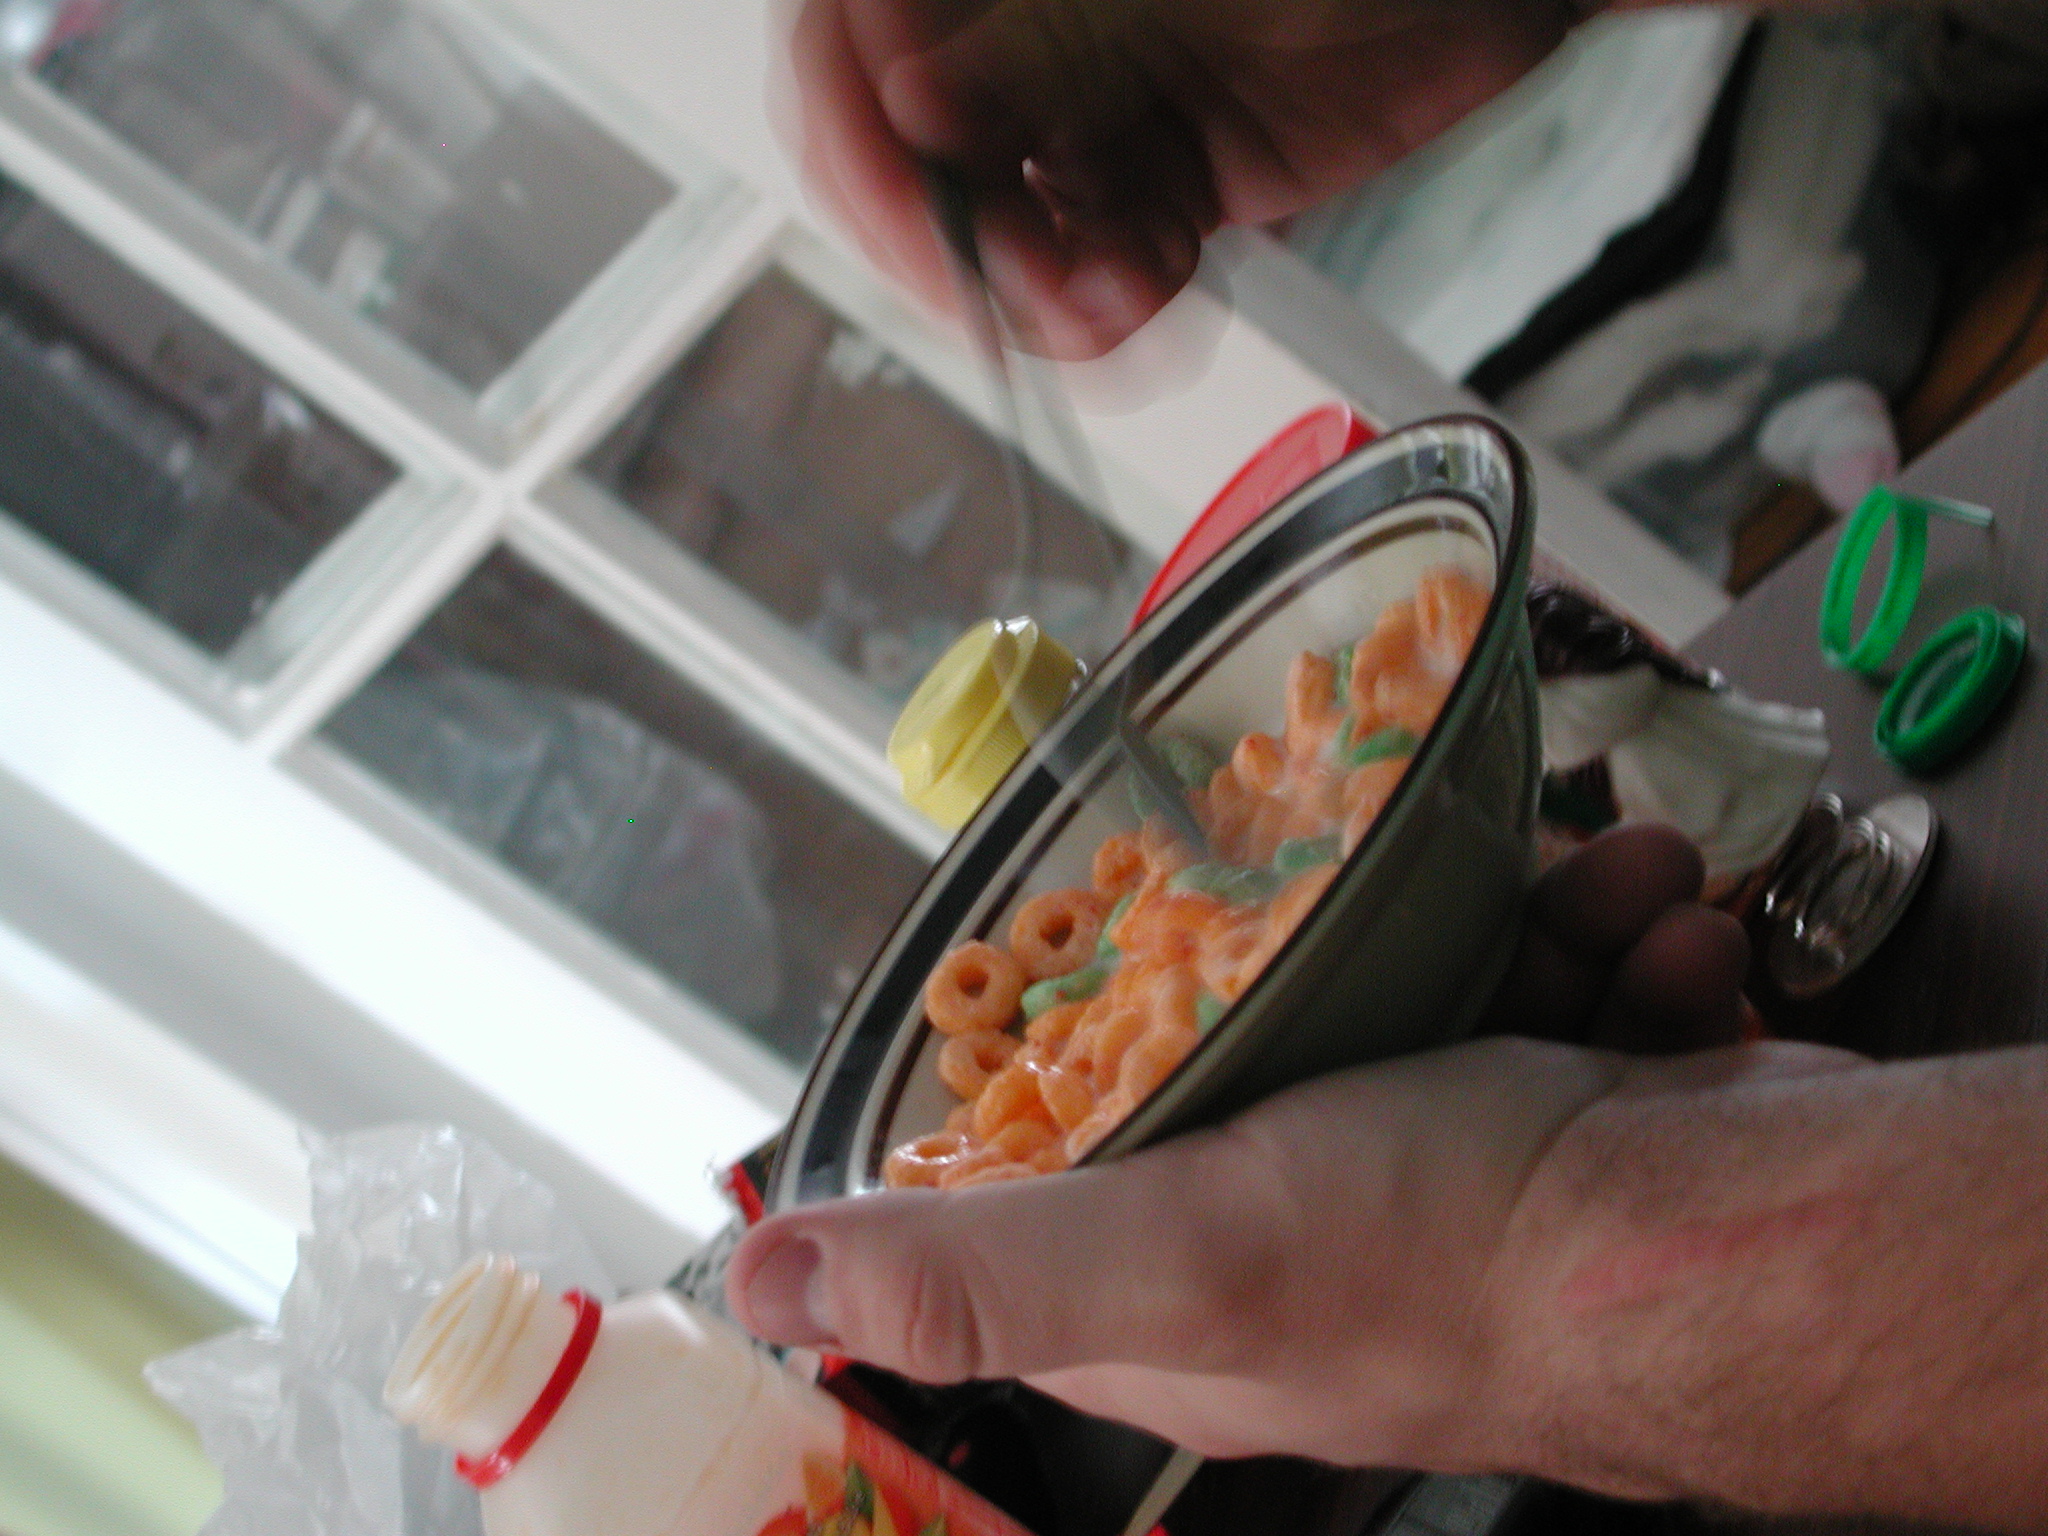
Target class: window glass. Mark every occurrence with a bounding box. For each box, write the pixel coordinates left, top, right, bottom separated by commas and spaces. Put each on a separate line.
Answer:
321, 548, 930, 1065
32, 0, 675, 392
0, 170, 398, 653
580, 266, 1143, 705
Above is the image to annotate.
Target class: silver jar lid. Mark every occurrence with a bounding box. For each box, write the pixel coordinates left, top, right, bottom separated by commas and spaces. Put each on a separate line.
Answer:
1762, 792, 1937, 1000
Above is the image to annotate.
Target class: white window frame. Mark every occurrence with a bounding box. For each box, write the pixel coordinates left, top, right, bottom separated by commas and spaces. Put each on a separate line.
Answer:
0, 0, 1733, 1301
0, 0, 757, 462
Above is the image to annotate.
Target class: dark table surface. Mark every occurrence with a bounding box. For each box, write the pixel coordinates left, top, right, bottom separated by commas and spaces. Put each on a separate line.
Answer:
1690, 360, 2048, 1057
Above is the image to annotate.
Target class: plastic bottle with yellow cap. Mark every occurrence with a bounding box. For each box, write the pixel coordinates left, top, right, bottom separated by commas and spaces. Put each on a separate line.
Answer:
886, 617, 1079, 829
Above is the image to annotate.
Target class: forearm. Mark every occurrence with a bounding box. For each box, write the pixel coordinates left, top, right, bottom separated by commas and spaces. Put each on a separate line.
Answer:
1494, 1044, 2048, 1531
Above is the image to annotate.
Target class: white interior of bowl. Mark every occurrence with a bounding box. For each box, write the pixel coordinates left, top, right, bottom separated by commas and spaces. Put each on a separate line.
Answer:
865, 496, 1498, 1178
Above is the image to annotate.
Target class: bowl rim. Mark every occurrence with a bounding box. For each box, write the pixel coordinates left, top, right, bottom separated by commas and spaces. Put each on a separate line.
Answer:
769, 414, 1535, 1211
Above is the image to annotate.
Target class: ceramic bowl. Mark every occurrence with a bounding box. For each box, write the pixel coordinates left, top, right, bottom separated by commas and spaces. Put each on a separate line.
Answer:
771, 416, 1542, 1209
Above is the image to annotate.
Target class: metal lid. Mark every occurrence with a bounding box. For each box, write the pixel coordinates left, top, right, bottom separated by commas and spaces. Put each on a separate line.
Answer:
1764, 792, 1937, 999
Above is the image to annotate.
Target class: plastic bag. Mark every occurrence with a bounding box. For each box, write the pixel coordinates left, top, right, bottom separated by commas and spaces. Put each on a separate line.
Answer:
146, 1124, 613, 1536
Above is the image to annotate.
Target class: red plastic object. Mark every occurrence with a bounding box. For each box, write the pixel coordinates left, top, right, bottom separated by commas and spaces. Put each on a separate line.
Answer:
455, 1290, 603, 1488
719, 1161, 767, 1227
1131, 404, 1375, 627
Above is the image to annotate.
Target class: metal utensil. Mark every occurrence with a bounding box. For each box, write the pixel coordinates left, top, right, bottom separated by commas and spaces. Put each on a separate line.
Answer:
1117, 1447, 1205, 1536
923, 162, 1209, 854
1117, 705, 1213, 855
923, 162, 1039, 610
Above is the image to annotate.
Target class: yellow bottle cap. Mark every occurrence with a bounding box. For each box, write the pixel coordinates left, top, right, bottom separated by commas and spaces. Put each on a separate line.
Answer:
888, 618, 1080, 829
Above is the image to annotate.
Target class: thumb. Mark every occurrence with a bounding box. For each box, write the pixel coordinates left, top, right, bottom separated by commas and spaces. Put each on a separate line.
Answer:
726, 1135, 1290, 1383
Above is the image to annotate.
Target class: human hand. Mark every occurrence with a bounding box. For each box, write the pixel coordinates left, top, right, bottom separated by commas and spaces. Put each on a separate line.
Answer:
727, 827, 1813, 1469
1478, 821, 1753, 1055
786, 0, 1593, 357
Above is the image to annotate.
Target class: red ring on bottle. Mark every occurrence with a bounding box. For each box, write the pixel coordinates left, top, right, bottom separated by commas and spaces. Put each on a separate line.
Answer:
454, 1290, 602, 1489
719, 1162, 766, 1227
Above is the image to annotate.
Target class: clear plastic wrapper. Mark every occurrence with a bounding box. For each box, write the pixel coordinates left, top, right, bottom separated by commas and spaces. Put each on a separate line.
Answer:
146, 1124, 612, 1536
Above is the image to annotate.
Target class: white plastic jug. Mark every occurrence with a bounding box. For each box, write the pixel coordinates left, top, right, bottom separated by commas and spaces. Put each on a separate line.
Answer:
386, 1253, 1034, 1536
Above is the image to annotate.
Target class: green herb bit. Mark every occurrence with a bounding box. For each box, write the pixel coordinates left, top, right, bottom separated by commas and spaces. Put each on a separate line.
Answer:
842, 1462, 876, 1521
1344, 724, 1418, 767
1097, 892, 1135, 959
1272, 835, 1341, 877
1021, 959, 1112, 1019
1169, 861, 1282, 906
1196, 991, 1227, 1034
1333, 644, 1355, 704
1126, 734, 1218, 823
1126, 774, 1157, 824
1126, 771, 1176, 825
1159, 734, 1222, 788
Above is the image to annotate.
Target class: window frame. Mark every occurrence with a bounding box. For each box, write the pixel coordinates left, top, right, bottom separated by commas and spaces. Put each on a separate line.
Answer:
0, 0, 759, 463
0, 0, 1736, 1301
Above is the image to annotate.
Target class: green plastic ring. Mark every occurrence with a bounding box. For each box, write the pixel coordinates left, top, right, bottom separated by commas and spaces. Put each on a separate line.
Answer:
1820, 485, 1928, 675
1873, 605, 2027, 775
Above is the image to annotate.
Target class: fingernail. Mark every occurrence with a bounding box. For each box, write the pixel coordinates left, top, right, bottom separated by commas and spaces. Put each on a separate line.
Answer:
739, 1236, 837, 1346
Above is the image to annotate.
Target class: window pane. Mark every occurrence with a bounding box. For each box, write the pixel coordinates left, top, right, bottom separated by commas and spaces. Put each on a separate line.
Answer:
580, 266, 1143, 705
0, 170, 398, 653
33, 0, 675, 392
320, 548, 929, 1065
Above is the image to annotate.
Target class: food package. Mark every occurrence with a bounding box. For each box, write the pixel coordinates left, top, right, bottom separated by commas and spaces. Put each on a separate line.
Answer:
1529, 584, 1829, 902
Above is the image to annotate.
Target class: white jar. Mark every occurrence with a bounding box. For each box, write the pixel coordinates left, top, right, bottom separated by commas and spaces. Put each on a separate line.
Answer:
386, 1253, 1031, 1536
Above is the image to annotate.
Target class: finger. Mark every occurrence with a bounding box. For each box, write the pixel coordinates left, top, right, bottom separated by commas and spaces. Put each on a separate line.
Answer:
877, 0, 1118, 166
1589, 905, 1750, 1055
1482, 922, 1609, 1040
727, 1131, 1291, 1383
884, 0, 1215, 353
789, 0, 960, 316
1532, 823, 1706, 961
919, 17, 1220, 247
1485, 824, 1708, 1039
978, 190, 1196, 358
